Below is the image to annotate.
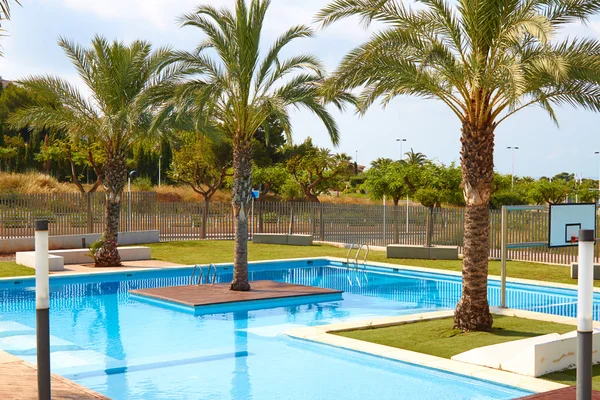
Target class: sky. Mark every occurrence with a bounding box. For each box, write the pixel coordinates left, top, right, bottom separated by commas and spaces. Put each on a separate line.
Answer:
2, 0, 600, 179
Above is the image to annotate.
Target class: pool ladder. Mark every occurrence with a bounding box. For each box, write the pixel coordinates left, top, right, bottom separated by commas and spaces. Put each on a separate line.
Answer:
345, 243, 370, 268
190, 264, 217, 285
345, 244, 370, 287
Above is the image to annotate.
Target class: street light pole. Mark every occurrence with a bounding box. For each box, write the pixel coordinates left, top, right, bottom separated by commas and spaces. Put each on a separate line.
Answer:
595, 152, 600, 202
396, 138, 408, 233
507, 146, 519, 191
158, 156, 162, 187
396, 138, 407, 161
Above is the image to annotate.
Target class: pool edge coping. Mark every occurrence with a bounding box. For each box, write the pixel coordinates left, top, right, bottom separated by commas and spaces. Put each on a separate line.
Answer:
1, 255, 594, 295
285, 307, 573, 394
0, 256, 332, 282
321, 256, 600, 293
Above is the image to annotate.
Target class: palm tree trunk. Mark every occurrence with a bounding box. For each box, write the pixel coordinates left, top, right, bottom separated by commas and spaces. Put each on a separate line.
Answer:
454, 122, 495, 331
230, 137, 252, 291
95, 151, 127, 267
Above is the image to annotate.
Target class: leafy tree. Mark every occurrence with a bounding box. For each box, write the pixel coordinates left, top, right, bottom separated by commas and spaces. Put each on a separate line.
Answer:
489, 191, 528, 210
280, 177, 303, 201
529, 180, 568, 204
169, 134, 232, 237
0, 84, 53, 173
493, 173, 512, 193
165, 0, 351, 290
35, 133, 61, 173
552, 172, 574, 182
252, 164, 289, 197
349, 172, 366, 189
419, 162, 464, 206
363, 159, 406, 205
169, 135, 232, 204
571, 179, 597, 203
253, 116, 287, 167
318, 0, 600, 331
11, 36, 175, 267
0, 134, 20, 172
62, 139, 104, 193
283, 138, 351, 202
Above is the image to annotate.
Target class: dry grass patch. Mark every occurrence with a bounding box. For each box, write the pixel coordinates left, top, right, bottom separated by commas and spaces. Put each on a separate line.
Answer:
0, 172, 76, 194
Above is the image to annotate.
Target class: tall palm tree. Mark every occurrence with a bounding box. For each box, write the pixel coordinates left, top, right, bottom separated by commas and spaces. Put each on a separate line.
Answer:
0, 0, 19, 21
0, 0, 21, 56
11, 36, 174, 267
317, 0, 600, 330
166, 0, 350, 291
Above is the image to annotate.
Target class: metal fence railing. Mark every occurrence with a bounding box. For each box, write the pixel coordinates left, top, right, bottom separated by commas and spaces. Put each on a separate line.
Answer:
0, 192, 156, 239
1, 192, 599, 265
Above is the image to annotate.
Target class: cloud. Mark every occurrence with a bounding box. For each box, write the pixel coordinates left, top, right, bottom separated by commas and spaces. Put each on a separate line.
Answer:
57, 0, 199, 30
53, 0, 375, 40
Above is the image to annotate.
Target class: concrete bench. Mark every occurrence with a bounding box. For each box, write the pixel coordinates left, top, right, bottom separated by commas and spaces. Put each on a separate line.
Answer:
452, 328, 600, 377
252, 234, 313, 246
570, 262, 600, 279
16, 246, 152, 270
386, 245, 459, 260
15, 252, 65, 271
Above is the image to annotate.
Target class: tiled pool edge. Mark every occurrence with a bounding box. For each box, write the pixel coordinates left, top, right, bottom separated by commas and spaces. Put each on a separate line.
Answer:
285, 308, 571, 394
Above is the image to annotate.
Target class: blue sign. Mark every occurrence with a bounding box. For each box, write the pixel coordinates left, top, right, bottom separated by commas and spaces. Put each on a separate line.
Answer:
251, 190, 260, 199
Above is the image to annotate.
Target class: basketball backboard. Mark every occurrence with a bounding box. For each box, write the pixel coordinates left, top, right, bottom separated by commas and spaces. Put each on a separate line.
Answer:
548, 203, 596, 247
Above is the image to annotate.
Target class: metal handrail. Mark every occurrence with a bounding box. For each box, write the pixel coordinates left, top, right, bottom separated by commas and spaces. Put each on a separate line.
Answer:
207, 263, 217, 285
346, 244, 356, 265
190, 265, 196, 285
190, 264, 203, 286
362, 244, 370, 266
354, 244, 364, 266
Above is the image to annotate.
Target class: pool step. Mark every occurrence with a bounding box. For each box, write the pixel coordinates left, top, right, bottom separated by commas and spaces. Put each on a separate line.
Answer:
0, 320, 119, 371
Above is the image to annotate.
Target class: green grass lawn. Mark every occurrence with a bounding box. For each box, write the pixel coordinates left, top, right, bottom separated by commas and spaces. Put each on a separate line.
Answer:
0, 261, 34, 278
333, 315, 574, 359
543, 365, 600, 391
334, 315, 600, 390
148, 240, 583, 287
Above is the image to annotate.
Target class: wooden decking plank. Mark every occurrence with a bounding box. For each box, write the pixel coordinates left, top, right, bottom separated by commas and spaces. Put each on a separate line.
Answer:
0, 360, 109, 400
517, 386, 600, 399
130, 280, 342, 308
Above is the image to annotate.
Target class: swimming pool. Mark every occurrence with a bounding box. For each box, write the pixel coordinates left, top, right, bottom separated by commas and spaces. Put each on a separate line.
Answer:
0, 258, 585, 399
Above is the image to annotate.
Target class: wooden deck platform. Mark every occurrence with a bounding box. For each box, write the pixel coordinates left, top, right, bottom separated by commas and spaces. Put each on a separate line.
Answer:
518, 386, 600, 399
130, 280, 342, 311
0, 356, 109, 400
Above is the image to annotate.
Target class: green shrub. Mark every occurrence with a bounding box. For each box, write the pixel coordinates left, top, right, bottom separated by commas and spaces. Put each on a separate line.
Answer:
87, 238, 104, 263
490, 191, 527, 209
133, 177, 153, 192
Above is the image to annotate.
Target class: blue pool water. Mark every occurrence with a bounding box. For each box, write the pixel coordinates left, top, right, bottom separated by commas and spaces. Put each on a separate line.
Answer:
1, 258, 589, 399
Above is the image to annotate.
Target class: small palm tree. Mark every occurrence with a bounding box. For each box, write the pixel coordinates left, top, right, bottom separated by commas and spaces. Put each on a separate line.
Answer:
318, 0, 600, 330
11, 36, 173, 267
166, 0, 350, 291
403, 149, 427, 166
